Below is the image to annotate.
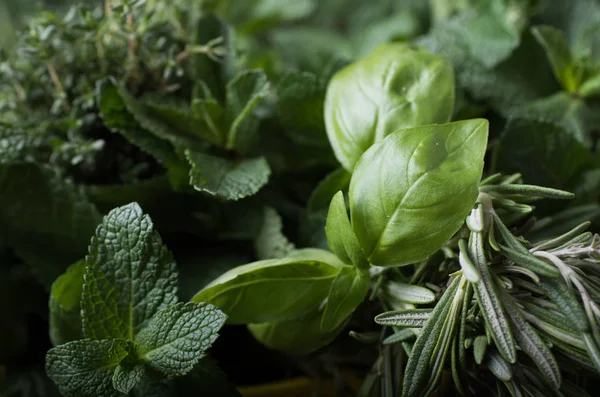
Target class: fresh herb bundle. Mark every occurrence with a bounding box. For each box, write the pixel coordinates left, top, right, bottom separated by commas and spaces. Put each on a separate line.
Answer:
2, 0, 600, 396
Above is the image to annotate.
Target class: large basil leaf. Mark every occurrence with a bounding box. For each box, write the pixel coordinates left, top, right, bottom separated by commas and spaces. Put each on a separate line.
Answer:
190, 249, 345, 323
349, 119, 488, 267
324, 43, 455, 171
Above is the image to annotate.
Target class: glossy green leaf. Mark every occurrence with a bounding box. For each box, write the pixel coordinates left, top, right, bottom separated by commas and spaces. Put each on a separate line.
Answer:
324, 43, 455, 171
531, 25, 578, 92
45, 339, 132, 397
49, 260, 85, 346
349, 119, 488, 267
375, 309, 432, 328
325, 191, 368, 269
191, 249, 344, 324
135, 302, 226, 377
321, 266, 370, 331
82, 203, 178, 340
225, 70, 270, 152
186, 151, 271, 201
248, 307, 347, 356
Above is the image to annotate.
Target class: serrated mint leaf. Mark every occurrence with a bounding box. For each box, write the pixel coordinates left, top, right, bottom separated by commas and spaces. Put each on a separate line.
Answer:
0, 122, 46, 164
225, 70, 270, 153
254, 207, 296, 260
82, 203, 178, 340
45, 339, 131, 397
113, 364, 145, 394
135, 302, 226, 377
49, 260, 85, 346
185, 151, 271, 201
97, 80, 180, 166
0, 163, 102, 287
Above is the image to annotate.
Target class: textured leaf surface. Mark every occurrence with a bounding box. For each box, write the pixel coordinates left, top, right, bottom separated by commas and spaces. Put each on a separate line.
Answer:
45, 339, 131, 397
49, 260, 85, 346
82, 203, 178, 340
0, 163, 102, 287
349, 119, 488, 267
112, 364, 145, 394
136, 302, 226, 377
186, 151, 271, 201
191, 249, 344, 324
375, 309, 432, 327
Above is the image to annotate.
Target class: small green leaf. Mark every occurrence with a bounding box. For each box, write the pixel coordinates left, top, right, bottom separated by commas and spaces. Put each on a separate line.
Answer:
112, 364, 145, 394
469, 230, 517, 363
136, 302, 226, 377
82, 203, 178, 340
499, 244, 560, 278
375, 309, 432, 328
349, 119, 488, 267
386, 281, 436, 304
254, 207, 296, 260
97, 80, 180, 165
325, 43, 455, 171
531, 25, 577, 92
321, 266, 370, 331
49, 260, 85, 346
486, 350, 513, 382
186, 151, 271, 201
225, 70, 270, 152
325, 191, 368, 269
45, 339, 131, 397
191, 249, 344, 324
473, 335, 488, 365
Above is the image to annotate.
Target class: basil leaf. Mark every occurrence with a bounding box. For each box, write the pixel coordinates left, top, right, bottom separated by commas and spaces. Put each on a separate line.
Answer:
135, 302, 226, 377
324, 43, 455, 171
531, 25, 577, 92
82, 203, 178, 340
307, 167, 351, 214
191, 249, 344, 323
321, 266, 370, 331
248, 308, 347, 356
185, 151, 271, 201
349, 119, 488, 267
49, 260, 85, 346
325, 191, 368, 269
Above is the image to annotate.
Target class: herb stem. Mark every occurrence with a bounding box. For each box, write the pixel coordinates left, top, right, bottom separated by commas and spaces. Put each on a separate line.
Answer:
46, 62, 70, 112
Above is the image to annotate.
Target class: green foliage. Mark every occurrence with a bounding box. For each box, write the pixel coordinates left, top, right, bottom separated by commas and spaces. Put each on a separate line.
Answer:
45, 203, 232, 396
4, 0, 600, 396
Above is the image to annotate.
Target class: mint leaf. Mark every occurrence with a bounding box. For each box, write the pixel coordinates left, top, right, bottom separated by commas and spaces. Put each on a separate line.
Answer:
0, 122, 46, 164
225, 70, 270, 152
0, 163, 102, 287
82, 202, 178, 340
113, 364, 145, 394
185, 151, 271, 201
135, 302, 226, 377
45, 339, 131, 397
254, 207, 296, 260
49, 260, 85, 346
97, 80, 180, 166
